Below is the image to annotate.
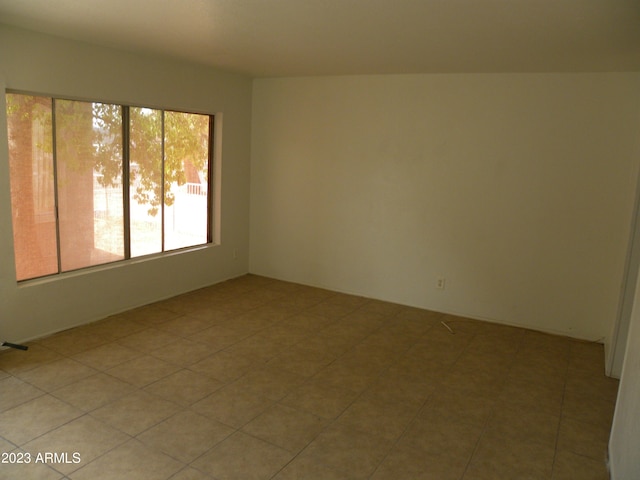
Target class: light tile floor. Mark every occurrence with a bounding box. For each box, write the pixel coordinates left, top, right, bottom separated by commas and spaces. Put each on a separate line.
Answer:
0, 275, 619, 479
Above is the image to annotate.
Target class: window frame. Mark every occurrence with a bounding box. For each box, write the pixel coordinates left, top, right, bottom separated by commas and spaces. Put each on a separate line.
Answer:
5, 90, 218, 283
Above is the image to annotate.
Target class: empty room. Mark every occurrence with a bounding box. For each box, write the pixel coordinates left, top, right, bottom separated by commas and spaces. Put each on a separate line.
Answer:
0, 1, 639, 479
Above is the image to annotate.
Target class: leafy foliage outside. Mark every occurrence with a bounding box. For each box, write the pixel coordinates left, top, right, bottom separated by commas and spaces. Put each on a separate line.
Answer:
6, 94, 210, 217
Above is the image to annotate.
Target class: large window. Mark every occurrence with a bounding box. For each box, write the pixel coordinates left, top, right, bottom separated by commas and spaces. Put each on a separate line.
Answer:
6, 93, 214, 281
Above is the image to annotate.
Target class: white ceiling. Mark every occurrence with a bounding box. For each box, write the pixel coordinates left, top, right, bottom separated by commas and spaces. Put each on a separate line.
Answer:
0, 0, 639, 77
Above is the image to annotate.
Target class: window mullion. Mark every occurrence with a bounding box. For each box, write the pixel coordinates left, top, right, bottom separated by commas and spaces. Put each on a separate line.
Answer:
51, 98, 63, 274
161, 110, 166, 252
122, 106, 131, 259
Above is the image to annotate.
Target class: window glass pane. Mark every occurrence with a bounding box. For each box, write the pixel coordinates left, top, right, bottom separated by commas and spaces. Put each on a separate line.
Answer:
6, 93, 58, 280
55, 99, 124, 271
130, 107, 162, 257
164, 111, 209, 250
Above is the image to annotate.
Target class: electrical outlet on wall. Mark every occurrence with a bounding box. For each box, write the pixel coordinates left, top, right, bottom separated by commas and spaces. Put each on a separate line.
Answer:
436, 277, 446, 289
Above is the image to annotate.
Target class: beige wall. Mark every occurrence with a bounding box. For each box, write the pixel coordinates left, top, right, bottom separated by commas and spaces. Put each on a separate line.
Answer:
250, 73, 640, 342
0, 25, 253, 342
